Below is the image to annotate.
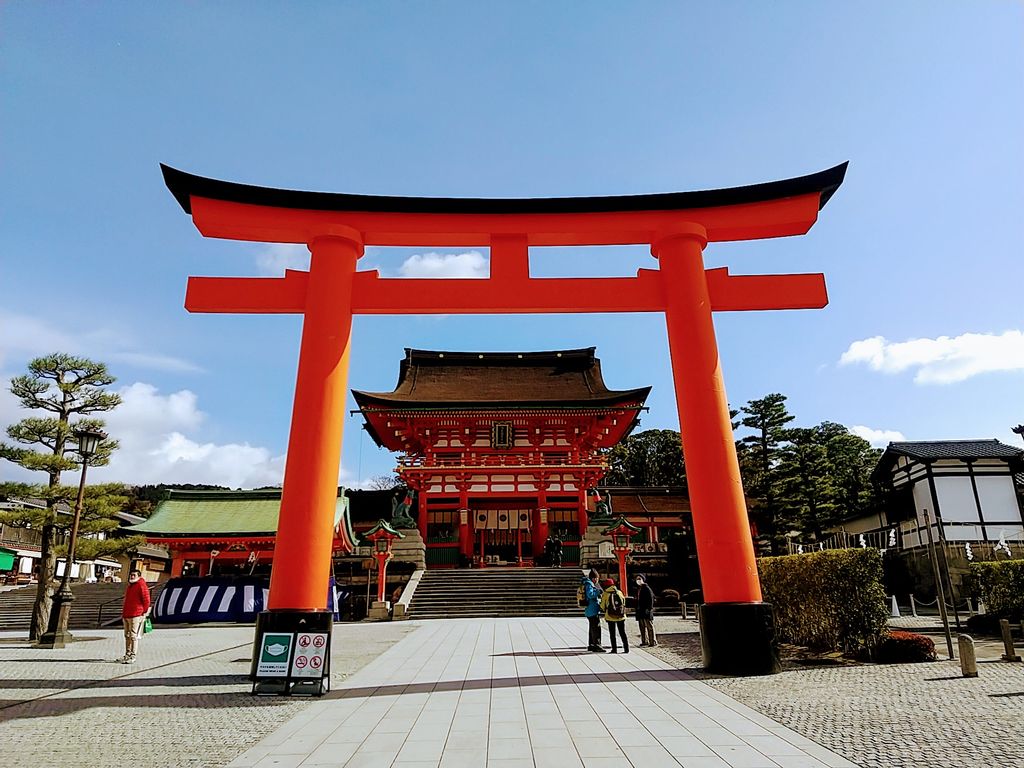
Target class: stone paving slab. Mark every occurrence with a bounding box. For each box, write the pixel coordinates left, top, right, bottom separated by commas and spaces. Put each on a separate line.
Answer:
0, 622, 418, 768
228, 618, 857, 768
646, 617, 1024, 768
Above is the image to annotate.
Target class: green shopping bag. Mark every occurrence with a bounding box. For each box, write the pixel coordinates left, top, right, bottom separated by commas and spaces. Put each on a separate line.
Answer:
143, 616, 153, 634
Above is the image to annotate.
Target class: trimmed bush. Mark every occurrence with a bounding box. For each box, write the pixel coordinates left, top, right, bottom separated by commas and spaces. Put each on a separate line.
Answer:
965, 613, 1004, 636
876, 631, 937, 663
660, 589, 680, 605
758, 548, 889, 653
970, 559, 1024, 620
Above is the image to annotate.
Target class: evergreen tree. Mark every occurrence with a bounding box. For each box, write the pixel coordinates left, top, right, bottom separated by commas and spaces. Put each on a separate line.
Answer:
604, 429, 686, 488
821, 426, 883, 523
0, 354, 124, 639
778, 426, 835, 541
740, 393, 795, 554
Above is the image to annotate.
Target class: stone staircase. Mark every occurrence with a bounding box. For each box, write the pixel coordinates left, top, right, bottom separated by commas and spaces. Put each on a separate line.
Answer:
406, 567, 584, 620
0, 582, 164, 633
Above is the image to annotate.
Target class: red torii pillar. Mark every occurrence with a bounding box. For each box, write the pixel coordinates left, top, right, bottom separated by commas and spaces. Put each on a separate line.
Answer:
162, 161, 847, 675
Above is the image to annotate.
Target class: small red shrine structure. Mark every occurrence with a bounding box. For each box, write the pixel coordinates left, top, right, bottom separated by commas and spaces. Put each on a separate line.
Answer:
354, 348, 649, 567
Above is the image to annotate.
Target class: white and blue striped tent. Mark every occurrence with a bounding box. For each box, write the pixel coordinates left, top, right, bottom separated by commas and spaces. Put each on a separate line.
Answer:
155, 577, 346, 623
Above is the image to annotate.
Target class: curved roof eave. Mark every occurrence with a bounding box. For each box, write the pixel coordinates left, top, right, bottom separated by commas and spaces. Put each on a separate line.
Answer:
161, 162, 848, 217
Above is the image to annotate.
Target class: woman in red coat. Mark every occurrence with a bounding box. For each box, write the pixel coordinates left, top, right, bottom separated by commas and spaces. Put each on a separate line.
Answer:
119, 568, 151, 664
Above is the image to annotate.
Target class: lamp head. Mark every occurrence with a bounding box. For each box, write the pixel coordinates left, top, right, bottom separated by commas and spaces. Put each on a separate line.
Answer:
73, 426, 107, 457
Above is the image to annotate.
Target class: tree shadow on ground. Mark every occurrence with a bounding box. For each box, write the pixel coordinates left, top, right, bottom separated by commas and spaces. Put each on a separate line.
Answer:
327, 668, 697, 700
490, 649, 590, 657
0, 674, 250, 690
0, 691, 298, 723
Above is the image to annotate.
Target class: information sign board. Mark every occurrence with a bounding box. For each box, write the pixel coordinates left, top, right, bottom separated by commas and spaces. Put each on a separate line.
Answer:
290, 632, 329, 678
256, 632, 293, 677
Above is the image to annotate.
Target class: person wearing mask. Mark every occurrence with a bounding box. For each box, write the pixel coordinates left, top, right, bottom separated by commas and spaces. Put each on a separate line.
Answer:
117, 568, 151, 664
600, 577, 628, 653
634, 573, 657, 647
580, 569, 605, 652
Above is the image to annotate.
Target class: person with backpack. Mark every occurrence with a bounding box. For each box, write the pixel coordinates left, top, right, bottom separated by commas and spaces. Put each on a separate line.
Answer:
600, 577, 628, 653
579, 569, 605, 652
634, 573, 657, 647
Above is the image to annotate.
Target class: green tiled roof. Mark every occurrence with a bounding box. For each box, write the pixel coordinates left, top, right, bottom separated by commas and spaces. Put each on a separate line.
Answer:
127, 489, 347, 537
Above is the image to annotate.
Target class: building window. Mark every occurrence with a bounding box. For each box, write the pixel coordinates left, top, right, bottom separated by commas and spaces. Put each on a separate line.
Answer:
491, 422, 512, 449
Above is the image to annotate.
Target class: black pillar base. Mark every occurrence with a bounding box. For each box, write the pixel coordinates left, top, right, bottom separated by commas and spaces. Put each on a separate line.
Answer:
250, 610, 333, 680
699, 602, 780, 676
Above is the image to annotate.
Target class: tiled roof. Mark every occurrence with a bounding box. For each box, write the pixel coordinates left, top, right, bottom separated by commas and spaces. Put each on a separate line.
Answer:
127, 489, 347, 537
600, 487, 691, 515
872, 440, 1024, 484
353, 348, 650, 409
885, 440, 1023, 460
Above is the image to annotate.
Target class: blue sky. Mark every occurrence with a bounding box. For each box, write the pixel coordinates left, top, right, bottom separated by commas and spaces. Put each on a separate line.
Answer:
2, 3, 1022, 488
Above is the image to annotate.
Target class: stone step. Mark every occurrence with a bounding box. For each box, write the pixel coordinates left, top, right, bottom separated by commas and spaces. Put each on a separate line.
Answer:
407, 568, 587, 620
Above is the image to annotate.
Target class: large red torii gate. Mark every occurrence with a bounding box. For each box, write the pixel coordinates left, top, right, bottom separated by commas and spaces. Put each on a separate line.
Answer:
163, 162, 847, 675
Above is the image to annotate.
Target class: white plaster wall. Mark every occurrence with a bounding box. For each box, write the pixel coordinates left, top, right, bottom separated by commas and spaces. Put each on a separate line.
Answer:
934, 476, 981, 523
975, 475, 1021, 522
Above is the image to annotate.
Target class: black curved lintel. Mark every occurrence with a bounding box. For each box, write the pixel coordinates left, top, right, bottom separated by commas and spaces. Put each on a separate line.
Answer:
161, 162, 848, 217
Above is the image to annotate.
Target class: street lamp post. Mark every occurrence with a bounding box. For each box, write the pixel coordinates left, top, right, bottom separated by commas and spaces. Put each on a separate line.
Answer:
37, 426, 106, 649
602, 517, 641, 598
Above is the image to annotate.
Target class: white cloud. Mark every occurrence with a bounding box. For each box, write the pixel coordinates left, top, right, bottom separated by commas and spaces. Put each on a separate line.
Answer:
0, 310, 201, 374
93, 383, 286, 488
0, 379, 286, 489
839, 330, 1024, 384
254, 243, 310, 276
849, 425, 906, 448
398, 251, 488, 279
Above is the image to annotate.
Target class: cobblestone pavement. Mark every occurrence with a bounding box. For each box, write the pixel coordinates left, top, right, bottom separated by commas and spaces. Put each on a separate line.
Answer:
0, 622, 418, 768
645, 617, 1024, 768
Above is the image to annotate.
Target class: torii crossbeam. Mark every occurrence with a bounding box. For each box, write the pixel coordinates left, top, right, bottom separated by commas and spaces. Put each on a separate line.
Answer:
163, 161, 847, 676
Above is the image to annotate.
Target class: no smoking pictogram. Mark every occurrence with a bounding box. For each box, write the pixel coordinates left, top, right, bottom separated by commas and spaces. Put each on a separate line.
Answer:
294, 655, 308, 668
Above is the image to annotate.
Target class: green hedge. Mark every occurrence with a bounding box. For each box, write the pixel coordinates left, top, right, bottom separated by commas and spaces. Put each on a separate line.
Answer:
758, 548, 888, 653
970, 559, 1024, 620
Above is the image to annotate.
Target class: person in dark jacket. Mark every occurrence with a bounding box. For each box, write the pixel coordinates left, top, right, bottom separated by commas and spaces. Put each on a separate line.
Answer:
634, 573, 657, 647
581, 569, 605, 652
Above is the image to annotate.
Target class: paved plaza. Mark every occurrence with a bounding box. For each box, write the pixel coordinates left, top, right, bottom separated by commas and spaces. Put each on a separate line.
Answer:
3, 617, 1024, 767
227, 617, 854, 768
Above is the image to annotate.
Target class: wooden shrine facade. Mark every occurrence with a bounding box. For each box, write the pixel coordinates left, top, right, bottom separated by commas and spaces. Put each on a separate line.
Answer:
354, 348, 649, 567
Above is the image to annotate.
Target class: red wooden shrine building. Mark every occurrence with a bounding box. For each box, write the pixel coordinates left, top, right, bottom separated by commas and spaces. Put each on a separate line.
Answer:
354, 347, 649, 568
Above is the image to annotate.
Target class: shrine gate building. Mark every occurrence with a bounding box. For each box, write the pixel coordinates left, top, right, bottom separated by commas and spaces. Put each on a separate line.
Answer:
354, 347, 649, 568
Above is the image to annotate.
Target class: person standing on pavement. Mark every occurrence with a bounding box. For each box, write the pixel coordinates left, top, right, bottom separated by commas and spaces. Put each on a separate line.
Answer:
118, 568, 150, 664
634, 573, 658, 647
581, 569, 605, 652
600, 578, 629, 653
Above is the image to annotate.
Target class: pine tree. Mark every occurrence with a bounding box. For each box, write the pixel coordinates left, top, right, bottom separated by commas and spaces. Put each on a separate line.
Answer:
603, 429, 686, 489
740, 394, 795, 554
821, 426, 883, 523
778, 426, 835, 541
0, 354, 124, 639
